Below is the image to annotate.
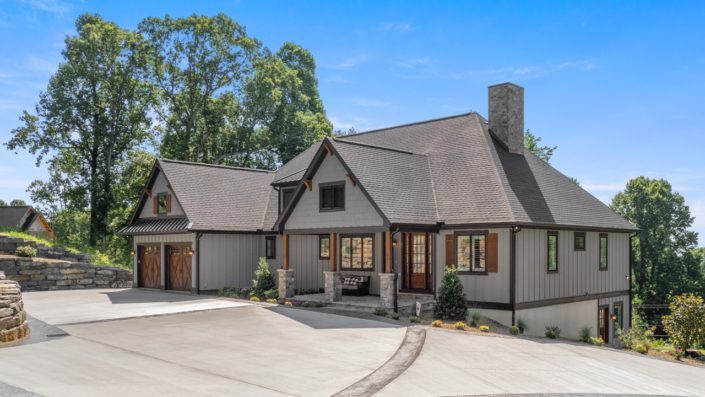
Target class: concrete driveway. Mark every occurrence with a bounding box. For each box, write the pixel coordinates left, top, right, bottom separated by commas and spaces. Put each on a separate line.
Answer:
1, 289, 405, 397
377, 327, 705, 396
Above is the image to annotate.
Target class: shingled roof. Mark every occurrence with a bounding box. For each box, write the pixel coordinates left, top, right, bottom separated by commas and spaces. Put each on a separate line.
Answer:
276, 112, 636, 231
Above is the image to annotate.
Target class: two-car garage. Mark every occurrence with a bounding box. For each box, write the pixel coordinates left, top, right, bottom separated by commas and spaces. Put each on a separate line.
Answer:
134, 233, 196, 292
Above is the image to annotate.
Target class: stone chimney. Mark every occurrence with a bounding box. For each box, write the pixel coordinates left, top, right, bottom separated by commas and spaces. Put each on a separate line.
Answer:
488, 82, 524, 155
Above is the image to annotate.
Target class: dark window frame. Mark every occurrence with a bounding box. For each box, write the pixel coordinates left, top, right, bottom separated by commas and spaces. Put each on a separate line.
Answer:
157, 193, 168, 216
454, 230, 488, 275
319, 235, 330, 260
574, 231, 586, 251
614, 301, 624, 334
319, 181, 345, 212
339, 234, 375, 271
599, 233, 609, 270
265, 236, 276, 259
280, 187, 296, 214
547, 231, 559, 273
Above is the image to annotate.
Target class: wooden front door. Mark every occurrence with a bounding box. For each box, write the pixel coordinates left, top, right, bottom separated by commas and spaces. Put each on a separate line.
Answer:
403, 232, 432, 291
166, 244, 192, 292
598, 306, 610, 344
138, 244, 161, 289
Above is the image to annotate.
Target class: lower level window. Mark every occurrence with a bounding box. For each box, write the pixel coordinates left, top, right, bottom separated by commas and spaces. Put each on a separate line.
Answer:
614, 302, 623, 331
341, 235, 374, 270
265, 236, 276, 259
456, 233, 486, 272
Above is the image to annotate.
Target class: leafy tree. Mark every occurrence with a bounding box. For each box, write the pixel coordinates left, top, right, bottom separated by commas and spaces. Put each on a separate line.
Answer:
251, 257, 275, 297
611, 177, 701, 305
5, 14, 152, 247
9, 199, 27, 206
434, 266, 468, 321
0, 200, 5, 206
138, 13, 259, 164
662, 294, 705, 352
524, 130, 556, 162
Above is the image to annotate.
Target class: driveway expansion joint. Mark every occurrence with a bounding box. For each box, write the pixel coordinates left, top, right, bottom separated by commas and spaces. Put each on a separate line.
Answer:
333, 325, 426, 397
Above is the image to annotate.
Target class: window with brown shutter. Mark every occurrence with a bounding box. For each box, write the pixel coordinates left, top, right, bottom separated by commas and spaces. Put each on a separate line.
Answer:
444, 234, 455, 267
166, 194, 172, 213
487, 233, 498, 273
152, 197, 158, 215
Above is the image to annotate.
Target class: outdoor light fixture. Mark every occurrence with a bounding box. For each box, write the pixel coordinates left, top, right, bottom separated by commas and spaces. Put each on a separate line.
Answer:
611, 314, 618, 321
187, 249, 194, 257
130, 250, 135, 256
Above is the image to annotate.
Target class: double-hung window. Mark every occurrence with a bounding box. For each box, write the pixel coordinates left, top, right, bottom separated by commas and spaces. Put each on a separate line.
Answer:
340, 235, 374, 270
319, 182, 345, 211
599, 233, 608, 270
456, 233, 486, 273
547, 231, 558, 273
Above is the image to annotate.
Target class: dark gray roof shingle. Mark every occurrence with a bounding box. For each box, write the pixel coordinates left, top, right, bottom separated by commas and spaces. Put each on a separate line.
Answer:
0, 206, 31, 229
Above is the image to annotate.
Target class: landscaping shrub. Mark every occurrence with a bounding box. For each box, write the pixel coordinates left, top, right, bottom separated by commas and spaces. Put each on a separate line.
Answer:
454, 321, 467, 330
467, 309, 481, 327
509, 326, 520, 335
434, 266, 468, 321
409, 315, 421, 323
662, 294, 705, 352
619, 324, 654, 352
374, 307, 387, 316
479, 325, 490, 332
515, 317, 528, 334
589, 336, 605, 346
264, 289, 279, 300
251, 257, 275, 298
545, 326, 561, 339
249, 296, 261, 302
238, 287, 251, 298
390, 312, 400, 320
579, 327, 592, 343
265, 298, 277, 304
15, 245, 37, 258
217, 287, 239, 297
431, 319, 443, 327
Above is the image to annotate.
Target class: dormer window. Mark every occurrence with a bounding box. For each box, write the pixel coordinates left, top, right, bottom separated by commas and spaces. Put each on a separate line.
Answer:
319, 182, 345, 211
153, 193, 171, 216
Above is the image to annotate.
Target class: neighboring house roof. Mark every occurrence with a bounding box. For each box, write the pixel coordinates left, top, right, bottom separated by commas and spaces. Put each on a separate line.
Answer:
122, 159, 275, 234
0, 206, 54, 235
276, 113, 636, 232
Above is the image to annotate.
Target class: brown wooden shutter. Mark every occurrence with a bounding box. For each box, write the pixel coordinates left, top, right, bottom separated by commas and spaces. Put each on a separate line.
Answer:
487, 233, 498, 273
152, 197, 158, 214
166, 194, 172, 213
444, 234, 455, 267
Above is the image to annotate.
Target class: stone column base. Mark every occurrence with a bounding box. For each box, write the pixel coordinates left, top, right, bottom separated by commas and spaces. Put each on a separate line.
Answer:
324, 271, 342, 302
379, 273, 396, 309
277, 269, 295, 299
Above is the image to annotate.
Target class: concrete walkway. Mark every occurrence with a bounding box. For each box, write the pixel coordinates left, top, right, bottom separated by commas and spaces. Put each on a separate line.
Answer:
376, 328, 705, 396
1, 289, 405, 397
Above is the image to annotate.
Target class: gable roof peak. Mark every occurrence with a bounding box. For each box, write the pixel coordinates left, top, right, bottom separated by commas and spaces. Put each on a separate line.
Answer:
158, 158, 273, 174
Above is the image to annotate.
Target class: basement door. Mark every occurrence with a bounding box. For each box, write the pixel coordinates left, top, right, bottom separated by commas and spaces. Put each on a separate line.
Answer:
598, 305, 610, 344
138, 244, 161, 289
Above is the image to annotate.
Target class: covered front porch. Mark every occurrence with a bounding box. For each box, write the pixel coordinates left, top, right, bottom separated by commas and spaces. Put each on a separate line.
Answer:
292, 291, 436, 315
277, 229, 437, 311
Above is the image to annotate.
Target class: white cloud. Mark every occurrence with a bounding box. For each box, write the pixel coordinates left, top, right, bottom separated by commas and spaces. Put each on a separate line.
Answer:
0, 100, 22, 110
451, 60, 597, 80
329, 116, 376, 132
20, 0, 73, 15
379, 22, 414, 32
324, 54, 370, 70
27, 55, 58, 74
350, 97, 391, 108
394, 57, 431, 68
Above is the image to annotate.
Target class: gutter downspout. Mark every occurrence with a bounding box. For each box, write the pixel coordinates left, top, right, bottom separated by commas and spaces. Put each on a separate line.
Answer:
390, 227, 401, 313
629, 232, 637, 329
196, 232, 203, 294
510, 225, 520, 325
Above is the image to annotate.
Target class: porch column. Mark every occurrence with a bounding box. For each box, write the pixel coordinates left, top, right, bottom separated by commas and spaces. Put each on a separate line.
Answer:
278, 234, 295, 298
325, 233, 341, 302
379, 231, 395, 309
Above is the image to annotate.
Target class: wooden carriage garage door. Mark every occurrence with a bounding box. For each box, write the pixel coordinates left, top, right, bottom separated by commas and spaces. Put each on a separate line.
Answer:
138, 244, 161, 289
166, 244, 192, 292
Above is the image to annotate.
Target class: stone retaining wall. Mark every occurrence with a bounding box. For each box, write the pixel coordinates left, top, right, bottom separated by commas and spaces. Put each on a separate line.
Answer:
0, 275, 29, 343
0, 236, 91, 263
0, 256, 132, 291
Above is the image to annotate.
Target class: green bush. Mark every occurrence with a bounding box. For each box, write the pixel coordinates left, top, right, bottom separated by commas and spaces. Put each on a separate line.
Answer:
515, 317, 528, 334
15, 245, 37, 258
579, 327, 592, 343
589, 336, 605, 346
662, 294, 705, 351
509, 325, 520, 335
467, 309, 481, 327
479, 325, 490, 332
454, 321, 466, 330
249, 296, 261, 302
374, 307, 387, 316
264, 289, 279, 300
409, 315, 421, 323
433, 266, 468, 321
431, 319, 443, 327
251, 257, 275, 298
545, 326, 561, 339
265, 298, 277, 304
619, 324, 654, 352
390, 312, 400, 320
217, 287, 240, 297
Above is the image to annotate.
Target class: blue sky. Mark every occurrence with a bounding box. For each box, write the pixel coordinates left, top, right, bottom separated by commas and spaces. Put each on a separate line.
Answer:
1, 0, 704, 243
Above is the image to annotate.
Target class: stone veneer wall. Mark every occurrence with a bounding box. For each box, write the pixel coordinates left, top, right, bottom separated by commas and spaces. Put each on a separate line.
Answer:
0, 257, 132, 291
0, 236, 91, 263
0, 275, 29, 343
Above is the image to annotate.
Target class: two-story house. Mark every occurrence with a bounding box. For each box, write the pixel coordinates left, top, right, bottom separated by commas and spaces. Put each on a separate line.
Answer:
121, 83, 636, 344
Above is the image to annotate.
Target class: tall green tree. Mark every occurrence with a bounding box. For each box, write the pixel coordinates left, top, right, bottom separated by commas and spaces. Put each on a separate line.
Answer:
9, 199, 27, 206
138, 13, 259, 163
611, 177, 701, 304
5, 14, 152, 247
524, 130, 556, 162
